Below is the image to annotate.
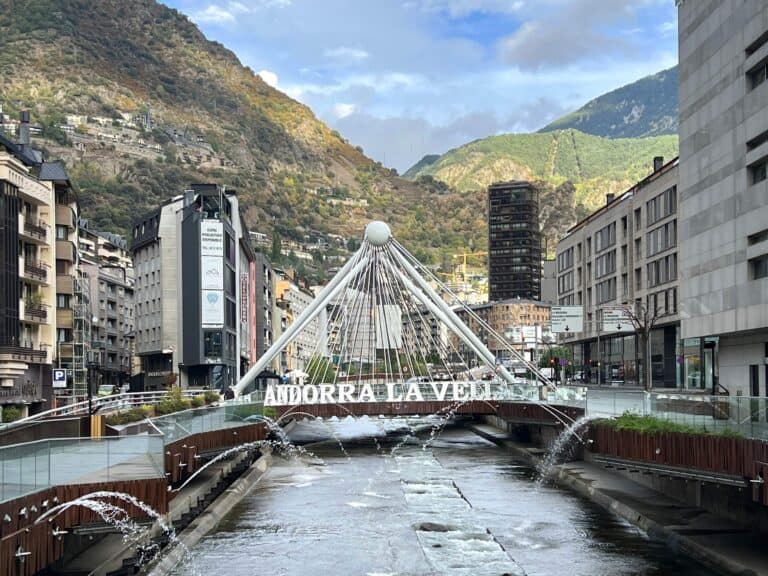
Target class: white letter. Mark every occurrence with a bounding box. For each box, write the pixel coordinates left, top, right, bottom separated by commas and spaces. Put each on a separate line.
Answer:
277, 385, 289, 405
319, 384, 334, 404
430, 381, 450, 401
264, 384, 276, 406
339, 383, 355, 403
405, 383, 424, 402
387, 383, 403, 402
358, 383, 375, 403
288, 385, 301, 404
453, 382, 468, 401
303, 385, 318, 404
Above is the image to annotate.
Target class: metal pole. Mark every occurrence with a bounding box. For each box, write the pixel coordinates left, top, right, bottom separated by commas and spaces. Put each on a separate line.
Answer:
597, 320, 601, 387
646, 329, 652, 391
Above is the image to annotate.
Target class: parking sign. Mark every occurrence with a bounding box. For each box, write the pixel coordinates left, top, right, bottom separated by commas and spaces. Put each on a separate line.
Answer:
52, 369, 67, 388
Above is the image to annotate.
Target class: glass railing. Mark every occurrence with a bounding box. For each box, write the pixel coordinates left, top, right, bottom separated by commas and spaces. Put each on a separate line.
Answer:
0, 435, 164, 503
584, 389, 768, 440
146, 402, 265, 445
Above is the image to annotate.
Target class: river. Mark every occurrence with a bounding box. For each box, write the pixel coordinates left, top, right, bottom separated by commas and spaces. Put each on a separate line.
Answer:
174, 426, 716, 575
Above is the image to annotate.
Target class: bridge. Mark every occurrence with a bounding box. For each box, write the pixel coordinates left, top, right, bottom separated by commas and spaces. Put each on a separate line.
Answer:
1, 221, 767, 574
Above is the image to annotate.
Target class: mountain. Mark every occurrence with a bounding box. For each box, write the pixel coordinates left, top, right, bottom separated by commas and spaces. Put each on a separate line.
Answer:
403, 154, 441, 179
539, 66, 678, 138
0, 0, 468, 272
405, 129, 678, 253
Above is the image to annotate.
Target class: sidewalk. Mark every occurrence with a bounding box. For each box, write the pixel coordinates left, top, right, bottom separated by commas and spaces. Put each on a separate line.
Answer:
468, 423, 768, 576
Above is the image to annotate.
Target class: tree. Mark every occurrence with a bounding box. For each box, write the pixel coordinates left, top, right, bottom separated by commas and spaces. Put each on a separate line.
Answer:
271, 231, 282, 262
306, 355, 335, 384
538, 346, 571, 368
620, 302, 662, 391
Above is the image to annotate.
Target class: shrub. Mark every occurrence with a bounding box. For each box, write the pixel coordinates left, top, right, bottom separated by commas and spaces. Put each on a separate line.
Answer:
2, 405, 21, 422
596, 412, 744, 438
105, 406, 151, 426
203, 389, 220, 404
191, 394, 205, 408
154, 387, 191, 415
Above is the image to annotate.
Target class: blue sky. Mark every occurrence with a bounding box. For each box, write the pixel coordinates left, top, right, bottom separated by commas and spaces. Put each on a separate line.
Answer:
165, 0, 678, 172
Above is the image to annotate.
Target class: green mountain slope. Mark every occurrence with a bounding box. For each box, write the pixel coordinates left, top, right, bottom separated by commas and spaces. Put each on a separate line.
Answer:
405, 129, 678, 254
0, 0, 458, 271
539, 66, 678, 138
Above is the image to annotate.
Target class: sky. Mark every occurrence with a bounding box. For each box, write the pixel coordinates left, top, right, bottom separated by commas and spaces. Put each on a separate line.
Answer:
164, 0, 678, 172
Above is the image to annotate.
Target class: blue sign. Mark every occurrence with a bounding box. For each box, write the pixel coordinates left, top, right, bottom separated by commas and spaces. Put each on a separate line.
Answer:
52, 369, 67, 388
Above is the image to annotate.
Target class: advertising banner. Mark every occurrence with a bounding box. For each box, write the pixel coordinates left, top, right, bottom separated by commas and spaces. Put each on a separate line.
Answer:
200, 221, 224, 257
201, 256, 223, 290
202, 289, 224, 326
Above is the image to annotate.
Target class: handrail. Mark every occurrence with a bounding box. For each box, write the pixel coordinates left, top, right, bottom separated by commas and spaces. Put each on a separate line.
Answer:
0, 389, 210, 429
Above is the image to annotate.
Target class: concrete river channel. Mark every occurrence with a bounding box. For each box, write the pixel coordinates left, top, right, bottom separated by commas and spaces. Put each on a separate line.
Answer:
170, 424, 717, 576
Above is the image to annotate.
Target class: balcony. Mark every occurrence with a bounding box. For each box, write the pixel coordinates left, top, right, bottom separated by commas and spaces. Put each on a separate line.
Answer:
19, 215, 50, 244
0, 342, 48, 363
56, 239, 76, 262
20, 258, 49, 284
57, 274, 75, 295
55, 204, 77, 230
23, 305, 48, 324
57, 307, 74, 327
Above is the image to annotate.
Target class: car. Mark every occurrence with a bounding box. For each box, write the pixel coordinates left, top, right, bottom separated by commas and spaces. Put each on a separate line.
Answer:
97, 384, 118, 397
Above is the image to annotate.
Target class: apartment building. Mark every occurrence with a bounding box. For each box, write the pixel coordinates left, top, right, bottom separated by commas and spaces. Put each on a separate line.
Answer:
0, 114, 56, 415
79, 224, 135, 391
555, 158, 680, 388
678, 0, 768, 396
274, 269, 324, 372
132, 184, 255, 391
488, 181, 542, 301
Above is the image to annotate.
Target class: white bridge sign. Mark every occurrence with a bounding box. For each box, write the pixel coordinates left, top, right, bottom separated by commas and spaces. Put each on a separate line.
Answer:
264, 381, 503, 406
550, 306, 583, 333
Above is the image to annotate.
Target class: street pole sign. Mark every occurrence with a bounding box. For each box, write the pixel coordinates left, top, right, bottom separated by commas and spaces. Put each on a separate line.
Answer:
52, 369, 67, 389
602, 307, 633, 332
550, 306, 583, 333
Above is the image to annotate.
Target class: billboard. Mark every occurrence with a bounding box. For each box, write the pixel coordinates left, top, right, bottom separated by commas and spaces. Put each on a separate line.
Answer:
202, 290, 224, 326
200, 221, 224, 257
201, 256, 223, 290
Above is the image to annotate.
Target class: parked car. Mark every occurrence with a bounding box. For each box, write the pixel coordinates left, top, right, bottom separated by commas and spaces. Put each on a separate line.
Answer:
97, 384, 118, 397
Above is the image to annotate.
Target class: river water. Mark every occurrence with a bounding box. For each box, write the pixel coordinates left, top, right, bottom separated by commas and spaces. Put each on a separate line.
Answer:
175, 426, 716, 576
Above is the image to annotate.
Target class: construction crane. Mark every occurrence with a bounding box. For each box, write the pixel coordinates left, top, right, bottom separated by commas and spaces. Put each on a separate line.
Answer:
452, 251, 487, 282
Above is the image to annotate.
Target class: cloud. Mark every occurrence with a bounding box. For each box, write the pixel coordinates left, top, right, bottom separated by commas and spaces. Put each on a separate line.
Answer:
192, 4, 237, 24
257, 69, 279, 88
414, 0, 524, 17
496, 0, 669, 71
324, 46, 370, 65
332, 103, 356, 118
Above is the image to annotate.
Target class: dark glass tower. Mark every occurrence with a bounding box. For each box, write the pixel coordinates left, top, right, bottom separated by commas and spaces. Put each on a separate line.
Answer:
488, 181, 542, 301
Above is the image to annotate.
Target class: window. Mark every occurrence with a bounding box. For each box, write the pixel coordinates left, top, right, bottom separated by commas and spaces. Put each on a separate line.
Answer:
750, 158, 768, 184
56, 225, 68, 240
557, 247, 574, 272
750, 365, 760, 397
748, 229, 768, 245
595, 250, 616, 279
56, 294, 70, 308
747, 129, 768, 151
646, 220, 677, 257
749, 254, 768, 279
646, 186, 677, 226
634, 208, 642, 231
204, 330, 222, 357
647, 254, 678, 288
557, 271, 574, 295
594, 222, 616, 253
748, 60, 768, 90
746, 30, 768, 56
596, 278, 617, 304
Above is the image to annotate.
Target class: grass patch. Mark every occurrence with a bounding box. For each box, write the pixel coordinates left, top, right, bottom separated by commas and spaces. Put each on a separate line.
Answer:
594, 412, 744, 438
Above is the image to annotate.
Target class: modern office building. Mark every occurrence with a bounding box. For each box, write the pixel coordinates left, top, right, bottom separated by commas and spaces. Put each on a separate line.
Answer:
678, 1, 768, 396
0, 113, 57, 415
132, 184, 255, 390
488, 181, 542, 301
555, 158, 680, 388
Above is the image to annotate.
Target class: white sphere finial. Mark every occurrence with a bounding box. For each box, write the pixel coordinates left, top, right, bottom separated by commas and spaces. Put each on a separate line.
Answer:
364, 221, 391, 247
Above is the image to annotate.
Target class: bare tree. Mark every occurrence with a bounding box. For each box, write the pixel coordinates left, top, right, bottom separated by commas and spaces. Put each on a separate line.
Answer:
619, 302, 662, 391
